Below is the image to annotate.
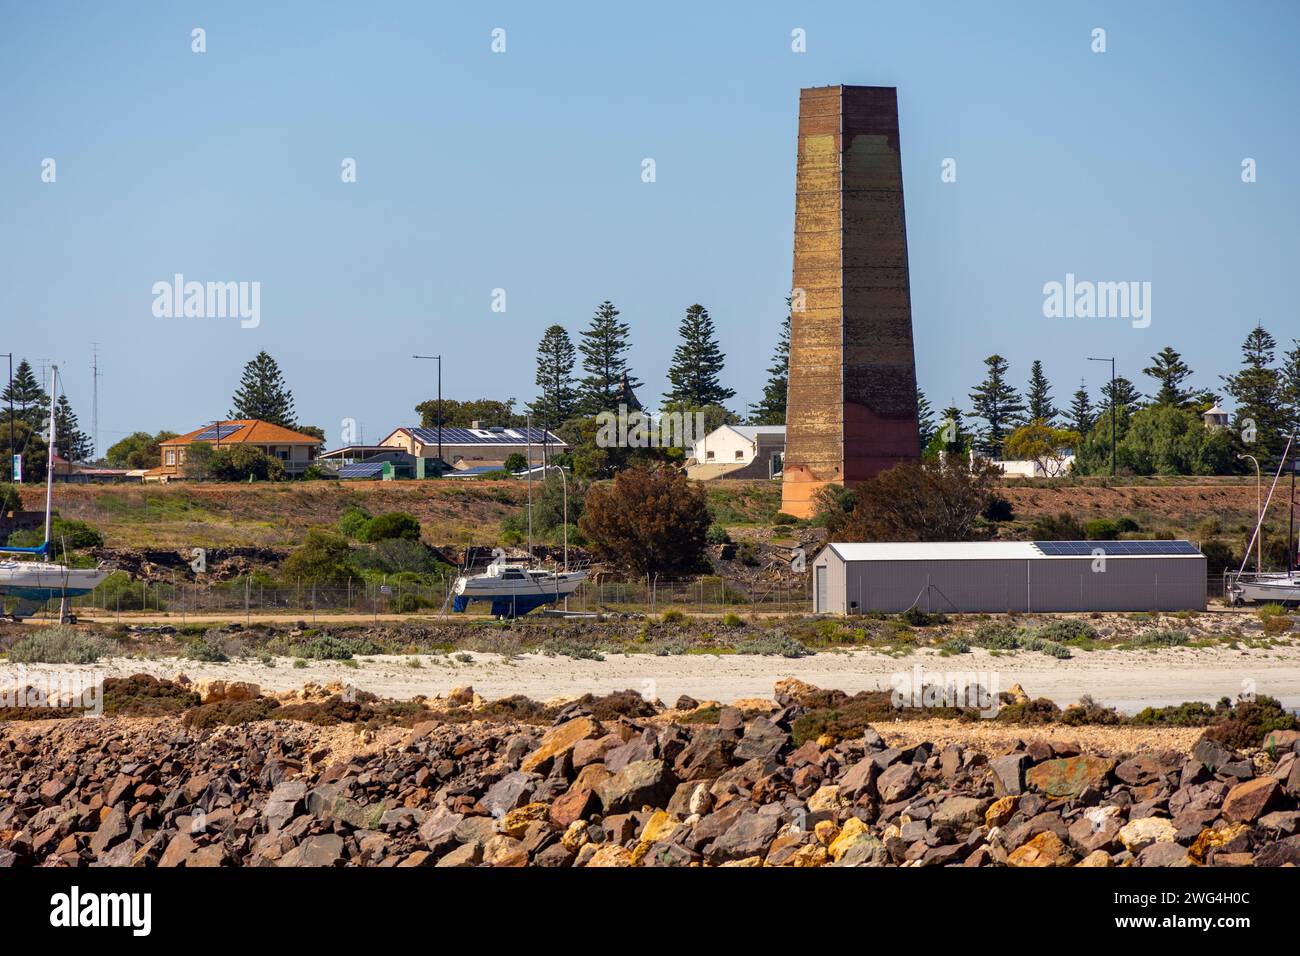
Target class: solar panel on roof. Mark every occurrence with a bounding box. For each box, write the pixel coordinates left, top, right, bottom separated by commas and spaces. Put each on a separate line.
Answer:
339, 462, 385, 478
193, 424, 239, 442
407, 426, 559, 445
1032, 540, 1201, 557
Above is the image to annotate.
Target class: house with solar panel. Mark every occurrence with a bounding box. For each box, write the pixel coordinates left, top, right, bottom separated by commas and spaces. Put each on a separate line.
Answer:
811, 539, 1207, 614
375, 423, 567, 474
146, 420, 324, 481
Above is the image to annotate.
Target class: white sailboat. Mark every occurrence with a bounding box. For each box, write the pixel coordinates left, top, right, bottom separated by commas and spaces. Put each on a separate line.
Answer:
452, 561, 586, 616
450, 428, 586, 616
0, 364, 110, 621
1225, 431, 1300, 605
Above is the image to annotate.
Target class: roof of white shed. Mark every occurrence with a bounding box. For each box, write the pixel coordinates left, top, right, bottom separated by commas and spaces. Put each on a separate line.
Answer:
827, 541, 1203, 562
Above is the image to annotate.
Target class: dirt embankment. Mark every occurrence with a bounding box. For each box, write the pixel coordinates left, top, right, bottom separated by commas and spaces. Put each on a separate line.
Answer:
23, 475, 1272, 552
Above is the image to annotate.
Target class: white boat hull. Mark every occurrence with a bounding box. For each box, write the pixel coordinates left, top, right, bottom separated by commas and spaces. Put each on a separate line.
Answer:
452, 566, 585, 615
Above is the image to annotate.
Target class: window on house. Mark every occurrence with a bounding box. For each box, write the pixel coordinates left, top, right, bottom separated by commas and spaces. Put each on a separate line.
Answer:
735, 450, 744, 460
164, 450, 175, 466
706, 450, 715, 460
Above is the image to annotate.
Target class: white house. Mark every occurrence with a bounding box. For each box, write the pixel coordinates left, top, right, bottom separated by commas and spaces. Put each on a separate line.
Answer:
688, 424, 785, 480
379, 424, 566, 471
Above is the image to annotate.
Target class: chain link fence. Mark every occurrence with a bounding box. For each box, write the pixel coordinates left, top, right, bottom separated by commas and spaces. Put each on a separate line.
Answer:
52, 575, 812, 619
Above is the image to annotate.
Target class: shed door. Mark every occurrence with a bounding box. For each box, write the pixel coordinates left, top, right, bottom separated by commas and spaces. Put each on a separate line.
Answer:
815, 565, 827, 613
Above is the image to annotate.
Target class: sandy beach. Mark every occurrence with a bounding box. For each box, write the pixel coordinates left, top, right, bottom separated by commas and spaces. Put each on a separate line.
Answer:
6, 642, 1300, 713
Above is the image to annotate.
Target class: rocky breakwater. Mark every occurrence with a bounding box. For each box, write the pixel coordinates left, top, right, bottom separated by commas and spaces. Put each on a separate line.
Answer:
1, 678, 1299, 867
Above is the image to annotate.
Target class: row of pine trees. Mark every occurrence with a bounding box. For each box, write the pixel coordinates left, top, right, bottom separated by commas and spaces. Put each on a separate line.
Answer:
926, 325, 1300, 460
528, 301, 789, 430
0, 359, 94, 461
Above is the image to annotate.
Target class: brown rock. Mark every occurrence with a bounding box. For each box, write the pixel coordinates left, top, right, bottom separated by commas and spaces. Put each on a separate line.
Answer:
1007, 831, 1073, 867
521, 716, 601, 774
1025, 755, 1115, 798
1222, 777, 1279, 823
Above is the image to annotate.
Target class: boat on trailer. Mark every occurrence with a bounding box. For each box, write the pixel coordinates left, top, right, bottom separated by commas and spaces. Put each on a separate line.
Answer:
452, 562, 586, 617
1225, 431, 1300, 606
0, 364, 110, 621
1226, 571, 1300, 605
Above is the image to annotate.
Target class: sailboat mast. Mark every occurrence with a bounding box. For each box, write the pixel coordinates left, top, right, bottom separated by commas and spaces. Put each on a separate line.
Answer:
44, 365, 57, 550
1289, 433, 1297, 577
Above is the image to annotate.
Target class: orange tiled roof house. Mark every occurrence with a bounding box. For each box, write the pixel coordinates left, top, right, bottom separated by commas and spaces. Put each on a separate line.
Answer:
147, 420, 323, 481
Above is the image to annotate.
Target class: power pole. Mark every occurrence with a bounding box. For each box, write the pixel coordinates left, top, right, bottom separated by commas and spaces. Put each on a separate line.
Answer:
412, 355, 443, 464
90, 343, 100, 461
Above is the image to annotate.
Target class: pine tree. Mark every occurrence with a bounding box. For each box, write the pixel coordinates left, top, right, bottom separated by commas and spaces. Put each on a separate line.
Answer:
528, 325, 579, 430
935, 404, 972, 455
228, 351, 297, 427
1279, 338, 1300, 436
663, 304, 735, 408
1222, 324, 1286, 454
53, 394, 93, 461
748, 310, 790, 425
1143, 346, 1195, 406
2, 359, 50, 430
1098, 376, 1142, 411
968, 355, 1026, 456
1026, 360, 1057, 424
1067, 381, 1093, 435
916, 389, 936, 448
578, 301, 640, 414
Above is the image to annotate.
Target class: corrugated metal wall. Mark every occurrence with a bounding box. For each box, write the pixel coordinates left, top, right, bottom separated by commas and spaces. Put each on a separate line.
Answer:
831, 556, 1206, 613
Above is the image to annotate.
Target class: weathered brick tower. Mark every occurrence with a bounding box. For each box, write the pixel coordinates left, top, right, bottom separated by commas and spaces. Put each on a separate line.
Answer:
780, 85, 920, 518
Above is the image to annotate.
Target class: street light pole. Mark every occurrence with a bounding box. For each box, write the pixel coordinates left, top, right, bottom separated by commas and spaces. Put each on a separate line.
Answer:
412, 355, 442, 464
1088, 356, 1117, 476
1, 353, 13, 482
1238, 453, 1262, 571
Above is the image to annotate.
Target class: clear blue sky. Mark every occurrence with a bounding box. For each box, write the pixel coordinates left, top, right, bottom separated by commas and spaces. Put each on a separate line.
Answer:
2, 1, 1296, 451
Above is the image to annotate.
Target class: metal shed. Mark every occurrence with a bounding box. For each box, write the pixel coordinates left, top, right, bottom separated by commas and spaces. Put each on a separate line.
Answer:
811, 541, 1207, 614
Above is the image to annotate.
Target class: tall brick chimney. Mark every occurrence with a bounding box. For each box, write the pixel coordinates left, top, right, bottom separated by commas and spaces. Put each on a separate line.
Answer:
780, 85, 920, 518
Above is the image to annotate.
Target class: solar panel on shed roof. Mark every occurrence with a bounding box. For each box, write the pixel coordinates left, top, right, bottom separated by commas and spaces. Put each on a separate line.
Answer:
338, 462, 385, 478
1032, 540, 1201, 557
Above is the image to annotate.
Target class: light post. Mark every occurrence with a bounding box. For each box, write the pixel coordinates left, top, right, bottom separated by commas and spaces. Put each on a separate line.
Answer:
1238, 453, 1262, 571
541, 461, 570, 610
1, 353, 12, 482
541, 462, 569, 571
412, 355, 442, 463
1088, 356, 1116, 476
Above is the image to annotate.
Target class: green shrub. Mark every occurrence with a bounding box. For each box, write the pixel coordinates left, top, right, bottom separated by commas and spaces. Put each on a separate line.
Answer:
279, 529, 353, 586
362, 512, 422, 543
1084, 518, 1120, 540
1204, 695, 1297, 749
1029, 512, 1086, 540
1034, 619, 1098, 643
337, 505, 373, 539
660, 609, 688, 625
293, 633, 382, 660
0, 482, 20, 514
184, 637, 229, 662
1130, 629, 1189, 648
721, 611, 743, 627
741, 631, 811, 657
7, 626, 113, 664
706, 525, 730, 546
